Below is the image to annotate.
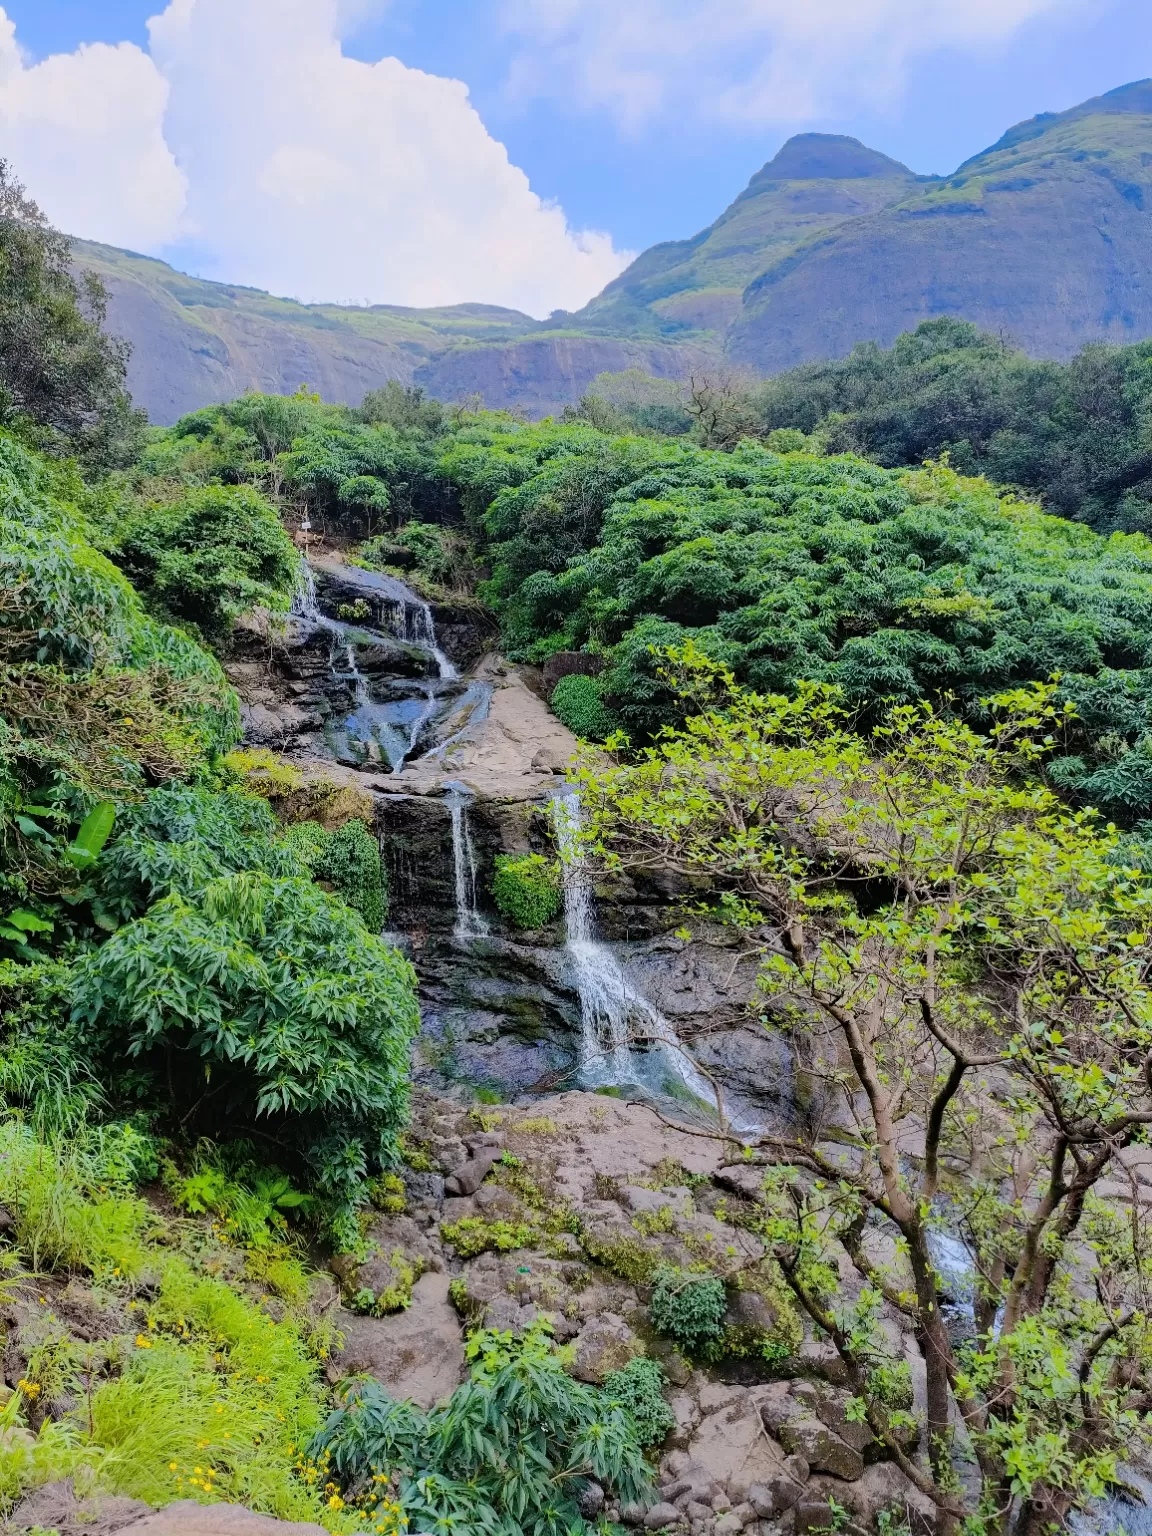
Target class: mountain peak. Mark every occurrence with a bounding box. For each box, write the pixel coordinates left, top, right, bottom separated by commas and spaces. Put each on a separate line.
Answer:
973, 78, 1152, 162
750, 133, 914, 185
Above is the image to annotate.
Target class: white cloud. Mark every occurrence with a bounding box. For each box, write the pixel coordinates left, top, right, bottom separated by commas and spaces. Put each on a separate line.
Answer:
0, 0, 629, 317
502, 0, 1089, 129
0, 12, 185, 249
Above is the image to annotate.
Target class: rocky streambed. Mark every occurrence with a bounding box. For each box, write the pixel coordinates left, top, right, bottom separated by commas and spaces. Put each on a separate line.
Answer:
323, 1089, 937, 1536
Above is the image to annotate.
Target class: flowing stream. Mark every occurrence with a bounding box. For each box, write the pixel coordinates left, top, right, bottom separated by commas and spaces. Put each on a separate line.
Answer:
550, 789, 739, 1124
290, 558, 466, 772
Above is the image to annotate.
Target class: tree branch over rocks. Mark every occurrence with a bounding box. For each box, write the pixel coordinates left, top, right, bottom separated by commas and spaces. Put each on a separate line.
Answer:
567, 644, 1152, 1536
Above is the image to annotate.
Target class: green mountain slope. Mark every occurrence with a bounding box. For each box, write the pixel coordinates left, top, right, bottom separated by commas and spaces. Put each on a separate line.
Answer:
74, 239, 704, 424
72, 80, 1152, 420
573, 134, 924, 339
727, 83, 1152, 369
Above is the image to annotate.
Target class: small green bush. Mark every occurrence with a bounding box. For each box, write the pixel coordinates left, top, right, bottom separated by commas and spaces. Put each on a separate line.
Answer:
439, 1216, 538, 1258
321, 819, 386, 931
649, 1265, 727, 1355
281, 818, 386, 930
308, 1321, 652, 1535
602, 1357, 675, 1447
112, 482, 299, 646
491, 853, 562, 929
550, 672, 617, 741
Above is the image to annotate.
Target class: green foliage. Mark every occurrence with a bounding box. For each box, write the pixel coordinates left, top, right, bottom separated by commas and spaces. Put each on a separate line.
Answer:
320, 819, 386, 931
94, 784, 305, 925
753, 317, 1152, 535
307, 1321, 652, 1536
173, 1152, 312, 1249
491, 853, 562, 930
0, 161, 144, 470
0, 1126, 336, 1522
280, 818, 385, 930
0, 433, 240, 818
110, 483, 299, 645
577, 656, 1152, 1527
449, 418, 1152, 816
71, 871, 419, 1240
648, 1265, 728, 1356
439, 1216, 538, 1258
601, 1357, 675, 1448
550, 673, 616, 741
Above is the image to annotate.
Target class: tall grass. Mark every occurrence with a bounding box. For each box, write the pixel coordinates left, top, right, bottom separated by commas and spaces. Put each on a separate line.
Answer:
0, 1123, 350, 1528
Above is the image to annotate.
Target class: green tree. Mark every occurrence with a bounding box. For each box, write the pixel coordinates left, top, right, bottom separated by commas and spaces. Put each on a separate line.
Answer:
0, 161, 144, 468
111, 483, 299, 645
572, 649, 1152, 1535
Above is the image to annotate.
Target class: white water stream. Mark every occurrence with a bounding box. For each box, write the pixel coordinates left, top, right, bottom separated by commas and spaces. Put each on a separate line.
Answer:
290, 558, 463, 771
447, 788, 490, 940
550, 789, 736, 1122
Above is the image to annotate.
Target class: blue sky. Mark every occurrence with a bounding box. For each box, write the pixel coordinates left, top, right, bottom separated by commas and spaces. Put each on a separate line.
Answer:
4, 0, 1152, 312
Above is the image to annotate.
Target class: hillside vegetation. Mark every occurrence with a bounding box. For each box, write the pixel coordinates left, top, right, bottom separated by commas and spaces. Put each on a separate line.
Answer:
12, 158, 1152, 1536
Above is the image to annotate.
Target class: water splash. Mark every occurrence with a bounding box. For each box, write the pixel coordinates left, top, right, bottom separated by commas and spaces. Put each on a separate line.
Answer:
290, 560, 321, 625
551, 789, 730, 1119
447, 788, 489, 939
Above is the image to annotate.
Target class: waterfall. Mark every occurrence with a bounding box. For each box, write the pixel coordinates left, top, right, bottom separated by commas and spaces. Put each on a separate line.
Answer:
408, 602, 458, 680
551, 790, 724, 1113
448, 789, 489, 940
291, 560, 322, 625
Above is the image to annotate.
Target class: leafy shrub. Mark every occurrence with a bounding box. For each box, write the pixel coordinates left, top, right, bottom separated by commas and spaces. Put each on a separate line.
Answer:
491, 852, 562, 929
550, 673, 617, 741
649, 1265, 727, 1355
0, 434, 239, 815
320, 819, 386, 930
601, 1356, 675, 1447
307, 1322, 651, 1536
111, 483, 299, 646
281, 817, 386, 930
71, 871, 419, 1241
95, 784, 305, 924
439, 1216, 538, 1258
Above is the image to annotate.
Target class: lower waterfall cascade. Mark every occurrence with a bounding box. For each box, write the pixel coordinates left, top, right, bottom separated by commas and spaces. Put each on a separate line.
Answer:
447, 787, 490, 941
550, 788, 747, 1128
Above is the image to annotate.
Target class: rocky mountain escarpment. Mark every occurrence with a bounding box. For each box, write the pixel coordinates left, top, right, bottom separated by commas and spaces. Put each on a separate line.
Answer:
74, 79, 1152, 422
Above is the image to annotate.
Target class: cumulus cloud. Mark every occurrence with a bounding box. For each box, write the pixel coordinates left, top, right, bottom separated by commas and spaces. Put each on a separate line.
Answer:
0, 0, 629, 316
502, 0, 1088, 129
0, 13, 185, 249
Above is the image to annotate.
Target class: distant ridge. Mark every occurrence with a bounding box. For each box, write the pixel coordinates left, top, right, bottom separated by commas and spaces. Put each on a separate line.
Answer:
75, 79, 1152, 421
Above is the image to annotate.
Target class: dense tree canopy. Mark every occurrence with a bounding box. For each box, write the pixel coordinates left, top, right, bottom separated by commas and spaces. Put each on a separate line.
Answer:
752, 317, 1152, 535
0, 161, 143, 469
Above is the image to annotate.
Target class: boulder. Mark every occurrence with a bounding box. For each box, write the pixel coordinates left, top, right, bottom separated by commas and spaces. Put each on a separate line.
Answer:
688, 1391, 788, 1490
759, 1385, 866, 1482
444, 1147, 502, 1196
643, 1505, 682, 1530
329, 1270, 465, 1407
569, 1314, 643, 1383
774, 1421, 863, 1484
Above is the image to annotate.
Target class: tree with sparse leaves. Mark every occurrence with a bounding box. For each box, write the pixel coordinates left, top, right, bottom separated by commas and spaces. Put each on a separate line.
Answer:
572, 646, 1152, 1536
